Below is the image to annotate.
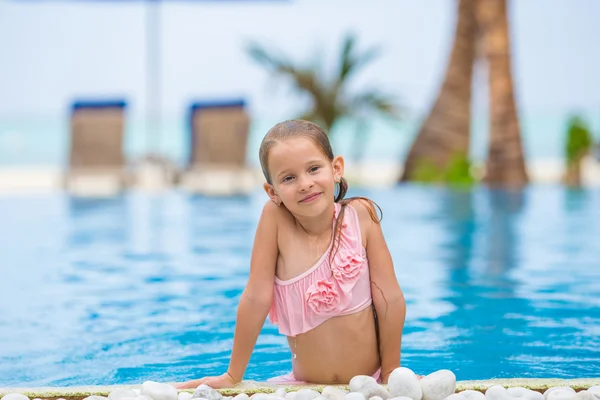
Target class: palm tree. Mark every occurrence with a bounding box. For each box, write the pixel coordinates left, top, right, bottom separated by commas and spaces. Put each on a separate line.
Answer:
400, 0, 478, 182
246, 33, 401, 153
476, 0, 528, 187
563, 116, 593, 187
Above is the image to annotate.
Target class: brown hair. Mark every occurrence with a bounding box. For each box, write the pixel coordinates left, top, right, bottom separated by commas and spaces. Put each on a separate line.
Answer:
259, 119, 382, 261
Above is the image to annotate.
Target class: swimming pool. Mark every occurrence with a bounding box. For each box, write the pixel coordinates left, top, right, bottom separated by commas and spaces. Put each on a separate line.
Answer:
1, 185, 599, 388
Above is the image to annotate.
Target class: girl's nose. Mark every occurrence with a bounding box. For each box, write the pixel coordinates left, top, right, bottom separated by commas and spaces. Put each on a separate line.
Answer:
298, 175, 314, 191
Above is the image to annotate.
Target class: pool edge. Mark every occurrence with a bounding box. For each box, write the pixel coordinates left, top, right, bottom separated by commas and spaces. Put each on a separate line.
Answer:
2, 378, 600, 399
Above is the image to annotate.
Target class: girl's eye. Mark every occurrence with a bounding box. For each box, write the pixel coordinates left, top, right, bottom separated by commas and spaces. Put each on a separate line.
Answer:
309, 166, 320, 173
282, 176, 294, 183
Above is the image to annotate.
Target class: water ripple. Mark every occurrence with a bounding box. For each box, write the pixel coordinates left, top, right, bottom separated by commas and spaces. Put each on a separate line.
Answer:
1, 186, 599, 386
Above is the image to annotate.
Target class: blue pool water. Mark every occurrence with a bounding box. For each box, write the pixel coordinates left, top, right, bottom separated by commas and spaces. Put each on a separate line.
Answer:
1, 185, 599, 387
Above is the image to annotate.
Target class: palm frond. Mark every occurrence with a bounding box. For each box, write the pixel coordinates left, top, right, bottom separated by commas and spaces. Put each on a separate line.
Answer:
247, 42, 328, 107
246, 42, 295, 74
338, 34, 381, 83
350, 91, 403, 119
247, 34, 401, 141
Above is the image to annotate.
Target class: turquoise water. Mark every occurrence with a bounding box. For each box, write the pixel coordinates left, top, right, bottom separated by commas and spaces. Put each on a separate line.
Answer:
1, 113, 599, 167
1, 186, 599, 387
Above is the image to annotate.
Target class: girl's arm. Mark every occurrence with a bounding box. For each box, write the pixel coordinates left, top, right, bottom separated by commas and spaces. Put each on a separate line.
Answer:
227, 201, 279, 382
175, 201, 279, 389
354, 200, 406, 384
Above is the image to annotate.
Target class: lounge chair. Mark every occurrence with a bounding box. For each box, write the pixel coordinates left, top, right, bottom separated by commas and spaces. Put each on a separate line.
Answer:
179, 99, 256, 195
65, 99, 128, 196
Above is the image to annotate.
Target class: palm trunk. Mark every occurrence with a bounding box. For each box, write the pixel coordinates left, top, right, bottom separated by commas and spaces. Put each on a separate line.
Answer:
563, 153, 585, 187
400, 0, 477, 182
477, 0, 528, 187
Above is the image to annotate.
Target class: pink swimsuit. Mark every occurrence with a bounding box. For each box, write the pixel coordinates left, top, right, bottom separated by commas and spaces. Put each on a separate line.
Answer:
267, 202, 381, 384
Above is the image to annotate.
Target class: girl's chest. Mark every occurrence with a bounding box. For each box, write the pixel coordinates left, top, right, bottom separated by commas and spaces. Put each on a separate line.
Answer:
276, 231, 333, 281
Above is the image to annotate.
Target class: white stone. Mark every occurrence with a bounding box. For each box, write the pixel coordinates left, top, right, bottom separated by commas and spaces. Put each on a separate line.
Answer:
1, 394, 30, 400
32, 398, 43, 400
388, 397, 414, 400
545, 388, 576, 400
179, 393, 194, 400
444, 395, 465, 400
275, 390, 287, 399
110, 389, 138, 400
457, 391, 484, 400
83, 397, 108, 400
350, 377, 379, 392
192, 385, 223, 400
419, 370, 456, 400
506, 388, 543, 400
322, 387, 349, 400
370, 397, 384, 400
544, 388, 575, 400
360, 385, 392, 400
576, 393, 596, 400
588, 388, 600, 396
249, 395, 272, 400
349, 375, 391, 399
234, 395, 250, 400
133, 391, 141, 397
295, 390, 321, 400
140, 381, 178, 400
285, 393, 297, 400
314, 397, 329, 400
345, 394, 367, 400
388, 367, 423, 400
586, 389, 600, 400
137, 396, 153, 400
485, 386, 510, 400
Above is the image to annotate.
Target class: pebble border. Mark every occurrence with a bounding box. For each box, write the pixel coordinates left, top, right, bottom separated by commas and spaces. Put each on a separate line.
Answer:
1, 378, 600, 400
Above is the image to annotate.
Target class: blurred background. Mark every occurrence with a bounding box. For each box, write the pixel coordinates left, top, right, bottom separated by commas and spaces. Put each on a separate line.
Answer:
1, 0, 600, 389
0, 0, 599, 192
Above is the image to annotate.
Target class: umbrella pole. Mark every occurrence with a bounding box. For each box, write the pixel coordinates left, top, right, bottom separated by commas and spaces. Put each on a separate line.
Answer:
146, 0, 161, 158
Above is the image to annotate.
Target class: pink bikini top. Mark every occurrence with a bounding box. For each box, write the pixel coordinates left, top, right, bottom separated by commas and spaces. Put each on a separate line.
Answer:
269, 202, 372, 337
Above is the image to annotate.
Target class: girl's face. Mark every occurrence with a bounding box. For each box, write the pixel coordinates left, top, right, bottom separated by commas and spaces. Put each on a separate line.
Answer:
264, 137, 344, 218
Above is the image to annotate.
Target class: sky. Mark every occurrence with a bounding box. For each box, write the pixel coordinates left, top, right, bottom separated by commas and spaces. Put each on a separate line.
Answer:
0, 0, 599, 121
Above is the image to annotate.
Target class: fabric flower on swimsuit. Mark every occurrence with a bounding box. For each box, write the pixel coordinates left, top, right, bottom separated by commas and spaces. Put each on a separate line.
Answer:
332, 247, 364, 282
306, 278, 340, 314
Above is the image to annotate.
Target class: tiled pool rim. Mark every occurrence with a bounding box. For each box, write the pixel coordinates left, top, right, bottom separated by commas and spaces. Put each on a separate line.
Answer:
2, 379, 600, 400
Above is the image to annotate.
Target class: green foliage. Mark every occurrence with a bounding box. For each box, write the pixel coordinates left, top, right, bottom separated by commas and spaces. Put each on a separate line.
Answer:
413, 153, 475, 186
412, 159, 442, 183
566, 116, 593, 165
246, 33, 401, 136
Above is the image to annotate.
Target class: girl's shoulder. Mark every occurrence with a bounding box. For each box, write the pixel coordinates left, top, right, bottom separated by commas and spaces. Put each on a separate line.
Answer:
345, 198, 382, 247
346, 198, 380, 223
260, 199, 296, 228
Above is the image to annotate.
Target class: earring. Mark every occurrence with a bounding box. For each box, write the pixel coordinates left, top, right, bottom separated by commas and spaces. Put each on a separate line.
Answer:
335, 176, 341, 183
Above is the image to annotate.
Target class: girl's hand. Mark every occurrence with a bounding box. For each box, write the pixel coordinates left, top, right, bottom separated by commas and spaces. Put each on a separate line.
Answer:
174, 372, 238, 389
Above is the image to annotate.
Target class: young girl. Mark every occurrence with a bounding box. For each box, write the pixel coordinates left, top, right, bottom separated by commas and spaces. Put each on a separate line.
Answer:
175, 120, 406, 389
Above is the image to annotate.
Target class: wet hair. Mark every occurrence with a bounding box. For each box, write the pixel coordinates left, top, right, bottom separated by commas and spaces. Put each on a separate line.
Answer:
259, 119, 382, 263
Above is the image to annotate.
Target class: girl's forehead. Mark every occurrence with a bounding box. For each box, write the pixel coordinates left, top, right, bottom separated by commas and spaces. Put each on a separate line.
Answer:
270, 137, 325, 158
268, 137, 328, 170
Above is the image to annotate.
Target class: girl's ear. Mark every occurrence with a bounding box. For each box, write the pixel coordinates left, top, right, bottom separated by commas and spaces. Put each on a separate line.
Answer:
332, 155, 345, 181
263, 182, 281, 206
